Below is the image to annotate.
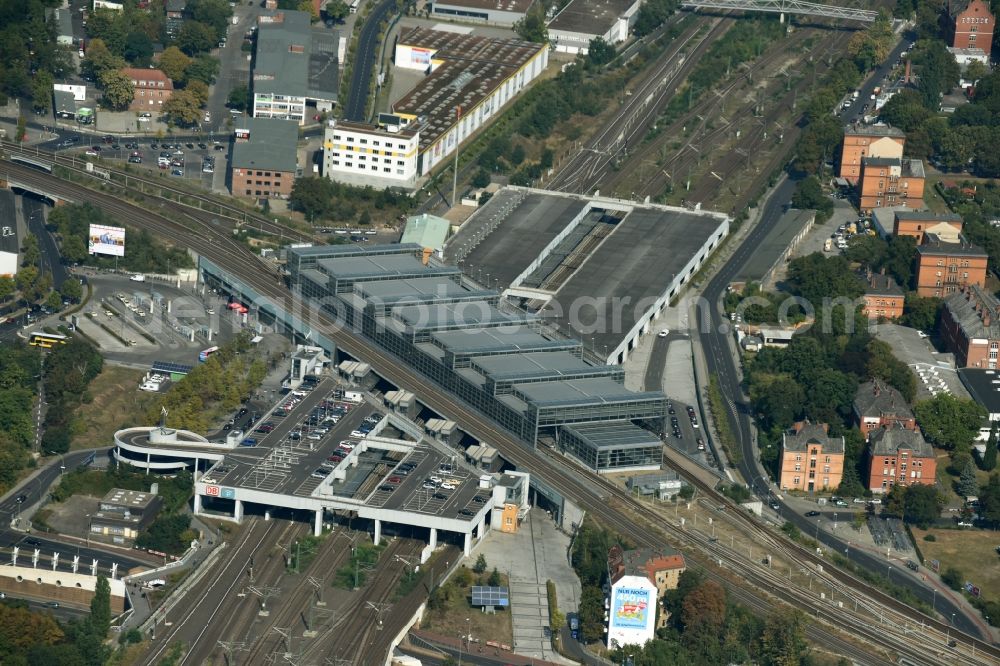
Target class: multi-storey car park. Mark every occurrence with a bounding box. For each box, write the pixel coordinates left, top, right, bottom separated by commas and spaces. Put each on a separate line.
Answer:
444, 187, 730, 364
114, 375, 532, 559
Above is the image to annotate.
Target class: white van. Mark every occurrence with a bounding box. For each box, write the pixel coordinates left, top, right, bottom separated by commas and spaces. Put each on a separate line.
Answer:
130, 274, 146, 282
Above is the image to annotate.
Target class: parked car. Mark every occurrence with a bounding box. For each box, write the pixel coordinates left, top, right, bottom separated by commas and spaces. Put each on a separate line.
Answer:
805, 510, 820, 517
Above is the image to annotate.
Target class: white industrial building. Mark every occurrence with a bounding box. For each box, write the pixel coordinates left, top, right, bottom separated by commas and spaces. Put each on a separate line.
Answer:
607, 574, 658, 648
323, 117, 421, 189
324, 28, 547, 189
547, 0, 641, 55
430, 0, 535, 26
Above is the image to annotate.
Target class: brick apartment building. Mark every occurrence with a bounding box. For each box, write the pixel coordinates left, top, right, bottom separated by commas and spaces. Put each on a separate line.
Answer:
949, 0, 994, 57
853, 379, 916, 436
122, 68, 173, 111
915, 232, 988, 297
940, 285, 1000, 368
839, 124, 905, 185
862, 270, 904, 320
229, 117, 298, 199
858, 157, 926, 213
779, 421, 845, 493
608, 544, 686, 627
866, 426, 937, 493
893, 211, 963, 244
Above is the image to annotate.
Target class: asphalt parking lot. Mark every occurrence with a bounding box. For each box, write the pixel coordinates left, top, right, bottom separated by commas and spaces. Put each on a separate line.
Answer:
58, 134, 229, 191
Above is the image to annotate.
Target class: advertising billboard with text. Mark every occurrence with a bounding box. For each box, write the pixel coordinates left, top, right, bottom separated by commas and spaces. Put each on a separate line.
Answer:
607, 576, 657, 649
88, 224, 125, 257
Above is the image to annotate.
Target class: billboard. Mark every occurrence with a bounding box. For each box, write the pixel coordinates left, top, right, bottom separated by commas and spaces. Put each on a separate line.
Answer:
607, 576, 657, 649
88, 224, 125, 256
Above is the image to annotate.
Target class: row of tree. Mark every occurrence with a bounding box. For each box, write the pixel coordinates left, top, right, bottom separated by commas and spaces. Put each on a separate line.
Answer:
39, 337, 103, 455
0, 574, 114, 665
288, 176, 414, 224
49, 202, 194, 274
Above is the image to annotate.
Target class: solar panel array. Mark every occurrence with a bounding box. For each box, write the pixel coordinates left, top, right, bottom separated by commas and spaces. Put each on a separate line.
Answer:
152, 361, 194, 375
471, 586, 509, 607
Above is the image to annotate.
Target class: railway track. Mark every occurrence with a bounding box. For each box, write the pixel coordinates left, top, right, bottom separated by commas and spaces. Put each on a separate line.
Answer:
546, 17, 733, 194
4, 160, 996, 663
601, 21, 846, 203
237, 529, 357, 665
1, 140, 314, 243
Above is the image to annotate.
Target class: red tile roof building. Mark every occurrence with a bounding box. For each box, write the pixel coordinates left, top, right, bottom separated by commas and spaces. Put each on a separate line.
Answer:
122, 67, 174, 111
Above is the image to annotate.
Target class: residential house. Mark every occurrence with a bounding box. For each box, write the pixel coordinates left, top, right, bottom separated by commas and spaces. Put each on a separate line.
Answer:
839, 123, 905, 185
866, 426, 937, 493
940, 285, 1000, 368
949, 0, 994, 57
914, 232, 988, 297
853, 379, 916, 436
862, 270, 904, 320
779, 421, 846, 493
122, 67, 173, 111
858, 157, 926, 213
608, 544, 686, 630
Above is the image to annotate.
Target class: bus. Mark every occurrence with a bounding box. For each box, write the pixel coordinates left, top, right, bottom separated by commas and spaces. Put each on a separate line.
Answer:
199, 346, 219, 362
349, 0, 360, 13
29, 332, 69, 348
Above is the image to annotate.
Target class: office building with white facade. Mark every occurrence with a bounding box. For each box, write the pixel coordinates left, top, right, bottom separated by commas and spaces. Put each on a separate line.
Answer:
323, 117, 421, 188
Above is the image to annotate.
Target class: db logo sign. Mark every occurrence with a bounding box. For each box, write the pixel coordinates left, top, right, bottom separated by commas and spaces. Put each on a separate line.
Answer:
205, 485, 220, 497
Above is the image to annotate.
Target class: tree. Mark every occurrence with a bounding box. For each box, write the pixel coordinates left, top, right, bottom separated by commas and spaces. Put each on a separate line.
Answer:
982, 424, 998, 472
326, 0, 349, 22
680, 580, 727, 634
472, 553, 487, 574
162, 89, 204, 126
159, 46, 192, 82
578, 586, 605, 643
884, 484, 942, 527
188, 0, 233, 40
634, 0, 677, 37
177, 21, 218, 56
61, 278, 83, 303
45, 290, 63, 312
471, 169, 491, 188
41, 425, 71, 455
913, 394, 985, 453
30, 71, 54, 114
80, 38, 126, 82
99, 69, 135, 111
587, 38, 616, 67
843, 234, 888, 266
227, 83, 249, 111
0, 276, 14, 302
979, 473, 1000, 527
760, 609, 808, 666
935, 125, 978, 171
124, 31, 154, 66
91, 575, 112, 636
901, 294, 941, 332
514, 4, 548, 43
185, 55, 220, 85
488, 567, 502, 586
883, 235, 917, 288
914, 39, 961, 109
965, 59, 989, 84
878, 89, 932, 131
787, 253, 865, 303
958, 458, 980, 497
290, 176, 335, 221
185, 79, 210, 107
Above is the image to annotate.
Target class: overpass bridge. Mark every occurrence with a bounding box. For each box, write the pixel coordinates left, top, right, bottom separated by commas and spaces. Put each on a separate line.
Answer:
682, 0, 878, 22
4, 179, 70, 206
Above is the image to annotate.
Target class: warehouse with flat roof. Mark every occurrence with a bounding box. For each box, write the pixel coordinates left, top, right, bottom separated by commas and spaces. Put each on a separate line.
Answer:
430, 0, 536, 25
547, 0, 641, 55
444, 187, 729, 364
286, 243, 666, 463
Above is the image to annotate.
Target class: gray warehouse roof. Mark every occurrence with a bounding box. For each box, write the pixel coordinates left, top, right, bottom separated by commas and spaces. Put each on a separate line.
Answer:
432, 325, 553, 353
355, 276, 467, 301
253, 10, 338, 101
548, 0, 637, 35
393, 302, 531, 330
472, 350, 595, 379
231, 117, 299, 173
319, 254, 439, 279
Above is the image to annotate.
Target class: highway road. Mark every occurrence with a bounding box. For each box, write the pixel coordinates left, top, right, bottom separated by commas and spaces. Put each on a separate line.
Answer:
3, 160, 996, 664
343, 0, 397, 122
21, 194, 67, 289
0, 448, 159, 576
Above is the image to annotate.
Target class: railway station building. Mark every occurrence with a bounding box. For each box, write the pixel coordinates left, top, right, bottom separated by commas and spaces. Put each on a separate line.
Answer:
285, 243, 667, 462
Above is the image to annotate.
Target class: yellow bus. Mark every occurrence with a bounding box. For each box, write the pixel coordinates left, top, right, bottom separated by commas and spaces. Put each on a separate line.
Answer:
29, 332, 69, 348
